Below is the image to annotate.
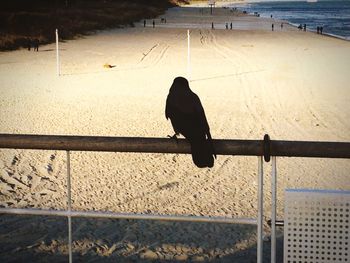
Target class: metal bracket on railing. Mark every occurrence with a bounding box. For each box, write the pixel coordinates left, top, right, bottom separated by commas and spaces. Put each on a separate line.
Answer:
267, 219, 284, 227
263, 134, 271, 162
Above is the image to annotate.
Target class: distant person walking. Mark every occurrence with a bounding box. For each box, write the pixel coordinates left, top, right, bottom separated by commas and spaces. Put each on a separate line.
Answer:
152, 20, 155, 28
144, 20, 146, 27
26, 38, 31, 51
33, 39, 39, 52
281, 23, 283, 29
230, 22, 232, 30
272, 23, 274, 31
303, 24, 306, 31
320, 26, 323, 34
211, 22, 214, 29
226, 23, 228, 30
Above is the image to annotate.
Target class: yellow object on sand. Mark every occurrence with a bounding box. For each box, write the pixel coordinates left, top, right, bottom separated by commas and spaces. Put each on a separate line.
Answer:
103, 63, 113, 68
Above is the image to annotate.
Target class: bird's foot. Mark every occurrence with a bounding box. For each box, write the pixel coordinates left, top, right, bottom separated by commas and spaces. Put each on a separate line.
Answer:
167, 134, 179, 143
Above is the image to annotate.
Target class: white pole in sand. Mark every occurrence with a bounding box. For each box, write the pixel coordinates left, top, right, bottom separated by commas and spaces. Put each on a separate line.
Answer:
187, 29, 191, 80
56, 29, 60, 76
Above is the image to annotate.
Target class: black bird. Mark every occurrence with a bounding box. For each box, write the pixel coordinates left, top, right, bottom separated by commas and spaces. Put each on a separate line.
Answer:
165, 77, 216, 168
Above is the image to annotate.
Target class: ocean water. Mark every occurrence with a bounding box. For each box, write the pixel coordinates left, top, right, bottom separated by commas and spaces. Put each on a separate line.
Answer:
234, 0, 350, 40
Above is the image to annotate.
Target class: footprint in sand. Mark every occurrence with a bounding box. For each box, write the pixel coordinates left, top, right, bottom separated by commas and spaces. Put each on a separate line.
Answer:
30, 174, 42, 191
158, 182, 179, 190
45, 153, 57, 174
46, 164, 53, 173
11, 156, 19, 165
172, 155, 178, 163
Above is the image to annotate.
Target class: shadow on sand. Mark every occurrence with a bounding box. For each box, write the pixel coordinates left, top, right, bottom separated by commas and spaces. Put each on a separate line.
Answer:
189, 70, 265, 83
39, 48, 66, 52
0, 214, 283, 262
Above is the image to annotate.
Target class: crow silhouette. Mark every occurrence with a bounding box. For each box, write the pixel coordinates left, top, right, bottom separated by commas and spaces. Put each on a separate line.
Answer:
165, 77, 216, 168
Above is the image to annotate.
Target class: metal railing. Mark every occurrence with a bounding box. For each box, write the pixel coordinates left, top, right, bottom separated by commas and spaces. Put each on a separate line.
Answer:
1, 134, 349, 158
0, 133, 349, 263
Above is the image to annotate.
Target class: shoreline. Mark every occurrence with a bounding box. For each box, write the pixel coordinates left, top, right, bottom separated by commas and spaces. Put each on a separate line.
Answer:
285, 21, 350, 42
224, 0, 350, 42
195, 1, 350, 42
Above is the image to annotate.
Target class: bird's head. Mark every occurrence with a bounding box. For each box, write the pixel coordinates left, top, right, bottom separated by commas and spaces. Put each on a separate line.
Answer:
170, 76, 190, 93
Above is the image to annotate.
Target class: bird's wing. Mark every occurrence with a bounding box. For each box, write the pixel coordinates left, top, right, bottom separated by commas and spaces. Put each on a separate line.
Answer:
165, 95, 171, 120
193, 93, 210, 133
165, 94, 181, 134
206, 130, 216, 158
193, 94, 216, 158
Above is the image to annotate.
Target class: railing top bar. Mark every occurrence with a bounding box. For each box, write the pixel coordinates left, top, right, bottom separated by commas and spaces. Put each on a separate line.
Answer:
0, 133, 262, 156
0, 133, 349, 159
271, 140, 350, 159
0, 208, 257, 225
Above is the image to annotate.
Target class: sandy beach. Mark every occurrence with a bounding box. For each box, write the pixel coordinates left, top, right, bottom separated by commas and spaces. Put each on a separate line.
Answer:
1, 3, 350, 262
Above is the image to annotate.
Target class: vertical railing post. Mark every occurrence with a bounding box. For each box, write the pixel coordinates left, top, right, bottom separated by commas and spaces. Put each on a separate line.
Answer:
271, 156, 277, 263
66, 151, 72, 263
257, 156, 264, 263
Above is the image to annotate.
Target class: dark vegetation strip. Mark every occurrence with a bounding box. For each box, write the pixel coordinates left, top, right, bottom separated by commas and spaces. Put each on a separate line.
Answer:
0, 0, 189, 51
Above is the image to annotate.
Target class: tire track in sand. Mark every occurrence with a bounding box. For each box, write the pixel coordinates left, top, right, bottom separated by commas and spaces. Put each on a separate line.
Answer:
137, 31, 185, 69
137, 43, 170, 68
204, 29, 270, 137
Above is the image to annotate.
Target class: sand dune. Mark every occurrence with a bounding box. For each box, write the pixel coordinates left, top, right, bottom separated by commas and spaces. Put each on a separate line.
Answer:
1, 4, 349, 262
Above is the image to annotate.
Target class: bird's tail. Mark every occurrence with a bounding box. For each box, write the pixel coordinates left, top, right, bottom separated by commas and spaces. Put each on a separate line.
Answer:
190, 138, 215, 168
